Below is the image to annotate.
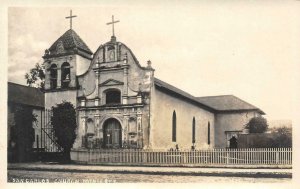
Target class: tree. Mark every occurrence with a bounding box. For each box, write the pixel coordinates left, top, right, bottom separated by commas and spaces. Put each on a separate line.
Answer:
272, 126, 292, 147
25, 62, 45, 89
51, 101, 77, 162
246, 116, 268, 133
10, 106, 37, 162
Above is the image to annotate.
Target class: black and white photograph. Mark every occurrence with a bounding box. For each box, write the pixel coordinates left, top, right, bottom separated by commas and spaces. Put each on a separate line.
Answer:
1, 0, 300, 188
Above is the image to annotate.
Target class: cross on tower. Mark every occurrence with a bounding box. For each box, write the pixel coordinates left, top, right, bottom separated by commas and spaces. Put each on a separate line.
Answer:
106, 15, 120, 37
65, 10, 77, 30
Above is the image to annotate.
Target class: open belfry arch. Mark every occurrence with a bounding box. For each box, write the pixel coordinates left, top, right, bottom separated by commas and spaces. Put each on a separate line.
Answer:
42, 11, 265, 155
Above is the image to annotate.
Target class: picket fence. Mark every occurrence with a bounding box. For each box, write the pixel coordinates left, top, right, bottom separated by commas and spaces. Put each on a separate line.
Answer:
71, 148, 292, 165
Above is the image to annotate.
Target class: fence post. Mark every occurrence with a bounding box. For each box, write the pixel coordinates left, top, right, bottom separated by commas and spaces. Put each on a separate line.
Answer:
276, 150, 279, 164
36, 135, 39, 152
143, 151, 147, 163
182, 151, 186, 164
226, 149, 229, 164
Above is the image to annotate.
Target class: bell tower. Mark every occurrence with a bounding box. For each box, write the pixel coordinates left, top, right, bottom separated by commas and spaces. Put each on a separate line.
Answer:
43, 10, 93, 108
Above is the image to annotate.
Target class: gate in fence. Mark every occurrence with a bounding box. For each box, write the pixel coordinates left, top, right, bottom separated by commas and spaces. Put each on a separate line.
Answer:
71, 148, 292, 165
35, 109, 63, 153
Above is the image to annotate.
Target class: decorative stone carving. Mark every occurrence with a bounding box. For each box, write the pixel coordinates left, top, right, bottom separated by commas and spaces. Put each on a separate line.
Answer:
109, 51, 115, 61
56, 41, 64, 53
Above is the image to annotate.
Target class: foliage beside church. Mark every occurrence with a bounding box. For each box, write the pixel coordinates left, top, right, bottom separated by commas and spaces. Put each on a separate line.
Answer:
51, 101, 77, 160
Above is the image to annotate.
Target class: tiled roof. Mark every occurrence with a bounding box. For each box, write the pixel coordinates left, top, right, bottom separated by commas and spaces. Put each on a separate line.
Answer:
154, 78, 264, 114
8, 82, 44, 108
196, 95, 265, 114
48, 29, 92, 55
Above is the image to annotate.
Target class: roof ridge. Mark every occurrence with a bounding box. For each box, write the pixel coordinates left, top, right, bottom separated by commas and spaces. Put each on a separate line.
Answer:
72, 29, 93, 53
154, 77, 195, 97
197, 94, 234, 98
8, 81, 26, 86
8, 82, 36, 89
196, 94, 264, 114
154, 77, 216, 112
8, 82, 44, 107
8, 82, 44, 94
69, 29, 76, 48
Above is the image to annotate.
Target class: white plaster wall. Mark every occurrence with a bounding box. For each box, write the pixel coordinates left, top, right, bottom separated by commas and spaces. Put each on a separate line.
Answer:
150, 88, 215, 150
45, 91, 77, 109
73, 110, 86, 149
214, 111, 259, 148
76, 55, 91, 75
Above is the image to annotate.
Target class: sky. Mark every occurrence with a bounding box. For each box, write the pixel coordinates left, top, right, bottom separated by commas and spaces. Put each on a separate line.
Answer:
5, 1, 300, 121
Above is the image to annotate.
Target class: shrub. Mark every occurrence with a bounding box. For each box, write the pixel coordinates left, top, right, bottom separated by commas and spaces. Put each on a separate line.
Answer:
51, 101, 77, 162
246, 117, 268, 133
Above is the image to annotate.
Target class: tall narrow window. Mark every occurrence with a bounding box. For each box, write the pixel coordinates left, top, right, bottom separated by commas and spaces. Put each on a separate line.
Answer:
61, 62, 71, 88
50, 64, 57, 89
192, 117, 196, 144
172, 110, 176, 142
208, 121, 211, 145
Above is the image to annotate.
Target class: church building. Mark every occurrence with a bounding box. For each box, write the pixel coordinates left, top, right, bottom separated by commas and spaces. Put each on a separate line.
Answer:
42, 15, 264, 154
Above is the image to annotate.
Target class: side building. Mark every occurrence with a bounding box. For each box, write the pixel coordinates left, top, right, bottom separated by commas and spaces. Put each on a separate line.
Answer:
7, 82, 44, 162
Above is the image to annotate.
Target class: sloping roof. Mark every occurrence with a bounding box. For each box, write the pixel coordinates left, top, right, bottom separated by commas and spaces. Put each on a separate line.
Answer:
196, 95, 265, 114
154, 78, 264, 114
48, 29, 93, 55
8, 82, 44, 108
154, 78, 215, 112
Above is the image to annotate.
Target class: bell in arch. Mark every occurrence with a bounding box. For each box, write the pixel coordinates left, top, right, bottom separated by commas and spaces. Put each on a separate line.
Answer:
65, 73, 70, 81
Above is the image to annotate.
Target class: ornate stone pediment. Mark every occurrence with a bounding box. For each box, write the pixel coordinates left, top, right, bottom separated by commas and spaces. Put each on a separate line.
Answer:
99, 79, 124, 87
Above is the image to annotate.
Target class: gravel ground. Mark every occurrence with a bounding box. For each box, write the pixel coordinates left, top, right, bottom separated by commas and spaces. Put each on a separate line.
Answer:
7, 170, 291, 183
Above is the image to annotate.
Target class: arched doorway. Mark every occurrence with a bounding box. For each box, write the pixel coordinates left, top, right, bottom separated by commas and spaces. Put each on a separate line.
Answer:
103, 118, 122, 148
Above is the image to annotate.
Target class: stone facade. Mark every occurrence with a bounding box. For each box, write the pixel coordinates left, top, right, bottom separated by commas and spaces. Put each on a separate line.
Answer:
73, 37, 154, 149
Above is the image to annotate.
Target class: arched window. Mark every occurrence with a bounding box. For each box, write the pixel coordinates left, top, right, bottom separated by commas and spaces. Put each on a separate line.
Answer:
208, 121, 211, 145
172, 110, 176, 142
192, 117, 195, 144
105, 89, 121, 104
50, 64, 57, 89
61, 62, 71, 88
